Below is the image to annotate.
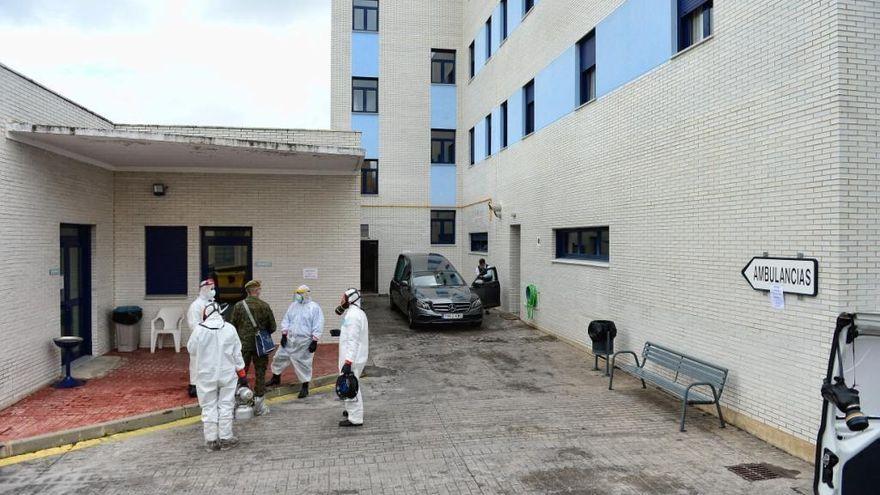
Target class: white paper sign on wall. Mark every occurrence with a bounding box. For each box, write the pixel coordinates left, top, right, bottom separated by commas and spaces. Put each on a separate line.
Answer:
303, 268, 318, 280
741, 256, 818, 296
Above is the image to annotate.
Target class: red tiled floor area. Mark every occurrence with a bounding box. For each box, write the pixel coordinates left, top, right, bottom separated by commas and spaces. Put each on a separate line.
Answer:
0, 344, 338, 443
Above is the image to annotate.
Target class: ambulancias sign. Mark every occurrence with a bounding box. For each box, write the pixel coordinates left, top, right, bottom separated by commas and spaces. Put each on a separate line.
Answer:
741, 256, 818, 296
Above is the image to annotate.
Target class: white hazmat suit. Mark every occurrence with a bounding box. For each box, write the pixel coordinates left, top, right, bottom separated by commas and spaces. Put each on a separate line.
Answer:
271, 287, 325, 383
339, 295, 369, 425
187, 304, 245, 443
187, 282, 215, 387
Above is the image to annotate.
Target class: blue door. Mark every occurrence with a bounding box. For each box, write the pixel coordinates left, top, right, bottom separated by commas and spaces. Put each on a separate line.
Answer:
60, 224, 92, 360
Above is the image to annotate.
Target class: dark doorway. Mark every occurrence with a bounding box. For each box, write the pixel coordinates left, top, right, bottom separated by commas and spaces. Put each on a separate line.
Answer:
360, 240, 379, 293
60, 224, 92, 360
200, 227, 253, 307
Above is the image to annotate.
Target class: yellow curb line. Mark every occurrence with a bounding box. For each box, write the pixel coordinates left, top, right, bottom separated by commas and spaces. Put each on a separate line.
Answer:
0, 383, 337, 468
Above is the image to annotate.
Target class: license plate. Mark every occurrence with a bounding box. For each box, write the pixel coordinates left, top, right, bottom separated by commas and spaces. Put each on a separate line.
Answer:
442, 313, 463, 320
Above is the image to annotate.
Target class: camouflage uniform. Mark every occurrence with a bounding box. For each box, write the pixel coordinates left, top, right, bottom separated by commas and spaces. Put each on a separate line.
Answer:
230, 295, 277, 397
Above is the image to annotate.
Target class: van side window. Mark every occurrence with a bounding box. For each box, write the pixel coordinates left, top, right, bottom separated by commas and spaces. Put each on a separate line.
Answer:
393, 256, 406, 281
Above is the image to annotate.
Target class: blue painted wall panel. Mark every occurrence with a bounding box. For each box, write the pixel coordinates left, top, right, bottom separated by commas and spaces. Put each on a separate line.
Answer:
506, 87, 524, 146
507, 0, 522, 35
474, 25, 487, 76
595, 0, 673, 97
491, 106, 502, 154
351, 31, 379, 78
431, 84, 457, 129
535, 45, 577, 131
430, 164, 457, 206
474, 118, 486, 163
351, 113, 379, 158
490, 5, 502, 55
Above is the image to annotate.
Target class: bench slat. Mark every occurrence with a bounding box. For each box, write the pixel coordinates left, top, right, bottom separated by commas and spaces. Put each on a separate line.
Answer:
644, 351, 683, 371
640, 373, 715, 404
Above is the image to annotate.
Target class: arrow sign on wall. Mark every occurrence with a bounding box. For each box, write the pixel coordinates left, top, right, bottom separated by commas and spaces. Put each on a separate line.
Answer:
741, 256, 818, 296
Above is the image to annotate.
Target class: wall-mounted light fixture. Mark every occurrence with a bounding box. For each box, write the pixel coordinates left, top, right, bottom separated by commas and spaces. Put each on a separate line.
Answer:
152, 183, 167, 196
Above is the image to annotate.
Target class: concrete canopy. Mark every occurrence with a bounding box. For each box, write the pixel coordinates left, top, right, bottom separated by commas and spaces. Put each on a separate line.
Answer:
6, 123, 364, 175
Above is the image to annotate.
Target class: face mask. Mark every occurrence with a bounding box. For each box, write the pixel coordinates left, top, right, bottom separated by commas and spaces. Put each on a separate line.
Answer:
209, 288, 216, 299
295, 293, 304, 303
335, 295, 348, 315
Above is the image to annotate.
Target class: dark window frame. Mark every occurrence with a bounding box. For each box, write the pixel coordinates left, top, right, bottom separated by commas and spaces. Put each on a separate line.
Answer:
431, 49, 456, 84
431, 129, 456, 164
578, 30, 596, 105
500, 101, 508, 148
523, 0, 535, 17
524, 79, 535, 135
485, 18, 492, 60
145, 226, 188, 296
555, 226, 609, 261
469, 127, 475, 164
470, 232, 488, 253
485, 114, 492, 156
469, 42, 475, 78
500, 0, 508, 41
678, 0, 713, 51
431, 210, 456, 245
361, 159, 378, 195
352, 0, 379, 32
351, 77, 378, 113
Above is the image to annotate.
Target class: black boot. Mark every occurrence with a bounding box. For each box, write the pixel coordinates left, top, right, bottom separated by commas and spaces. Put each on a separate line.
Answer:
187, 384, 197, 398
342, 410, 348, 418
267, 374, 281, 387
298, 382, 309, 398
338, 419, 362, 427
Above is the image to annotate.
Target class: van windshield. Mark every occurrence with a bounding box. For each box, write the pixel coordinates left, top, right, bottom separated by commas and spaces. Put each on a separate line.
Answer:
412, 270, 465, 287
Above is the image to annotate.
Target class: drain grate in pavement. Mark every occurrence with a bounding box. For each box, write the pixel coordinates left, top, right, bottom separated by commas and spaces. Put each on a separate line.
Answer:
726, 463, 797, 482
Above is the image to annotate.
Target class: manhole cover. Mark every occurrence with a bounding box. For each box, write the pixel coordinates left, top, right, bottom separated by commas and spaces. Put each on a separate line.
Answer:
726, 463, 798, 482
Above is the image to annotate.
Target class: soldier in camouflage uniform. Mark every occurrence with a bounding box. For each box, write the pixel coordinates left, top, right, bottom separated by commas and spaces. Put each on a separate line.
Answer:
230, 280, 277, 415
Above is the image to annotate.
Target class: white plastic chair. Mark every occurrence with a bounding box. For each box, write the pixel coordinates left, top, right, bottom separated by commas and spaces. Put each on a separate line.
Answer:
150, 307, 184, 353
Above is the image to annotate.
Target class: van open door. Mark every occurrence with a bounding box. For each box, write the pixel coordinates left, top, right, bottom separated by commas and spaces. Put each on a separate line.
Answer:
814, 313, 880, 494
471, 266, 501, 309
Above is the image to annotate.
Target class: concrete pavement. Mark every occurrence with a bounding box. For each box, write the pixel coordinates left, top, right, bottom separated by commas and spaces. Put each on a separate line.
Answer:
0, 295, 813, 494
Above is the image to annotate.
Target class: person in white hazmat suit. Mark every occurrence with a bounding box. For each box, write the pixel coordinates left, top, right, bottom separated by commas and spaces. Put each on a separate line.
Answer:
267, 285, 324, 398
335, 288, 369, 427
186, 278, 215, 398
187, 302, 247, 451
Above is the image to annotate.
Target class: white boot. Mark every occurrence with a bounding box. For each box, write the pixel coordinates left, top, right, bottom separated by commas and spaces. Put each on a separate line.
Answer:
254, 396, 269, 416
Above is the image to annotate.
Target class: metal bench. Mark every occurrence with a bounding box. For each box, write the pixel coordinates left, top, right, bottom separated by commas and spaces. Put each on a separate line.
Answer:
608, 341, 728, 432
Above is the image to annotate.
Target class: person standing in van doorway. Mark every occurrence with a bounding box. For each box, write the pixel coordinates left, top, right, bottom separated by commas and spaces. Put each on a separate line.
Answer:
230, 280, 276, 416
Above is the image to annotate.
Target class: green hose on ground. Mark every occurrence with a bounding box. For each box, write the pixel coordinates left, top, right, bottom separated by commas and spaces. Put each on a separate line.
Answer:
525, 284, 538, 319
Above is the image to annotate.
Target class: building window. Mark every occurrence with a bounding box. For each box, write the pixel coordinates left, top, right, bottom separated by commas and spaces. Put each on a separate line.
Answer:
678, 0, 712, 51
500, 0, 508, 41
524, 79, 535, 135
500, 101, 508, 148
361, 224, 369, 238
361, 159, 378, 194
555, 227, 609, 261
523, 0, 534, 17
145, 226, 187, 296
431, 49, 456, 84
431, 130, 456, 163
578, 30, 596, 105
470, 232, 488, 253
431, 210, 456, 245
200, 227, 253, 305
353, 0, 378, 32
485, 114, 492, 156
469, 127, 475, 164
485, 19, 492, 59
352, 77, 378, 113
469, 42, 475, 78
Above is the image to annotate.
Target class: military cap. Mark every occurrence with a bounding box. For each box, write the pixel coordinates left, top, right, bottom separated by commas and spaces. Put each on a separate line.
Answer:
244, 280, 262, 290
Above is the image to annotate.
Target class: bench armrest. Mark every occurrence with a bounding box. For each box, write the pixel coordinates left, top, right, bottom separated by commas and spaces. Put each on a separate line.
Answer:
610, 350, 642, 369
684, 381, 721, 400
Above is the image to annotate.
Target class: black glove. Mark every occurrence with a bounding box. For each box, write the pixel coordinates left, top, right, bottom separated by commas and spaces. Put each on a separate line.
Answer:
281, 334, 288, 348
308, 340, 318, 353
341, 362, 352, 375
238, 376, 249, 388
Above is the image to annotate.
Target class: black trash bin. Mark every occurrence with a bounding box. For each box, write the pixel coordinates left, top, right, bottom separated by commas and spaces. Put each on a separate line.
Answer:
587, 320, 617, 376
112, 306, 143, 352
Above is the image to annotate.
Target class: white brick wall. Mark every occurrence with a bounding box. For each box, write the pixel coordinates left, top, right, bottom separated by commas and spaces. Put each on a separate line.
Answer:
113, 172, 360, 347
0, 65, 115, 409
458, 0, 847, 443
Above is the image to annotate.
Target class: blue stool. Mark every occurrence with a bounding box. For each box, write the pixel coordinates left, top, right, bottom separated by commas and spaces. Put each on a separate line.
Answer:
53, 336, 85, 388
